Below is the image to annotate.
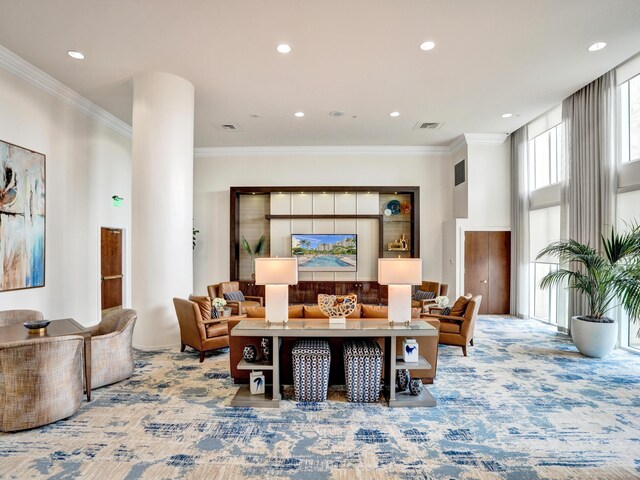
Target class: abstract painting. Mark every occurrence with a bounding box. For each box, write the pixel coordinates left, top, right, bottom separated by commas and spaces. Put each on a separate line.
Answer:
0, 140, 45, 291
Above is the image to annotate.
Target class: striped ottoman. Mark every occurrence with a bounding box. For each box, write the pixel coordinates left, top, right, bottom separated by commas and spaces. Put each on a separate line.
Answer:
343, 339, 383, 403
292, 339, 331, 402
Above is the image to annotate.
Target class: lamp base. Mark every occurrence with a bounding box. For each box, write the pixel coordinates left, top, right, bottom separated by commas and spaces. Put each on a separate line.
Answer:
388, 284, 413, 324
265, 284, 289, 324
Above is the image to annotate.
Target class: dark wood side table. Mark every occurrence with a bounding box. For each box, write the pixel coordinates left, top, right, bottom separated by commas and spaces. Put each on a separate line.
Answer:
0, 318, 92, 401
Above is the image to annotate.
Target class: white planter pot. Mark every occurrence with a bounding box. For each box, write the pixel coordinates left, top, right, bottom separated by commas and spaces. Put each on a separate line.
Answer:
570, 316, 618, 358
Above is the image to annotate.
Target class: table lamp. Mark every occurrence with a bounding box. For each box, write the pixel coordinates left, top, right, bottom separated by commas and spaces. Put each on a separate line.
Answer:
378, 258, 422, 323
255, 257, 299, 323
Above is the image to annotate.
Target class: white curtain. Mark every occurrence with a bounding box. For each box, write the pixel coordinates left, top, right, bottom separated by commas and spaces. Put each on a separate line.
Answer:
560, 71, 616, 327
510, 126, 529, 318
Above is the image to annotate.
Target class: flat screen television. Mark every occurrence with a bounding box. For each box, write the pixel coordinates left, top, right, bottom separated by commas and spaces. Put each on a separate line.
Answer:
292, 234, 357, 272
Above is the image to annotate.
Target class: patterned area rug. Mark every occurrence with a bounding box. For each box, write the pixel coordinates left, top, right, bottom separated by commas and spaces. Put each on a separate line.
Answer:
1, 316, 639, 479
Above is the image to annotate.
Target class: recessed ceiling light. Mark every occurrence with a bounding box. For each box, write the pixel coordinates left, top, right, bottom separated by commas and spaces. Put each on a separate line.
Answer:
67, 50, 85, 60
277, 44, 292, 54
419, 41, 436, 51
294, 112, 304, 117
390, 111, 400, 117
588, 42, 606, 52
502, 113, 513, 118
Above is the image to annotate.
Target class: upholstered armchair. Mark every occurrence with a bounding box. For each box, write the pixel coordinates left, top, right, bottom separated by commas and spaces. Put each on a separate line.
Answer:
0, 309, 44, 327
89, 309, 137, 389
0, 335, 84, 431
424, 295, 482, 356
174, 295, 229, 362
217, 281, 263, 315
412, 282, 449, 311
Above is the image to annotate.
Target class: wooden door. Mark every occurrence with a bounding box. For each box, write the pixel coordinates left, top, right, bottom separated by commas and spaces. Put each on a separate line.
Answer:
464, 231, 511, 314
101, 228, 123, 315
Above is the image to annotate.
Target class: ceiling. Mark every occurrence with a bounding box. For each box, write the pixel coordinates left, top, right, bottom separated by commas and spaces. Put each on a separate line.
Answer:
1, 0, 640, 148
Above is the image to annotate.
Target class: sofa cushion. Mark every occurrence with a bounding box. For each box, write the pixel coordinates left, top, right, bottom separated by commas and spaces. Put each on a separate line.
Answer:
361, 305, 420, 318
449, 295, 472, 317
245, 305, 303, 318
223, 291, 246, 302
414, 290, 435, 301
188, 295, 211, 322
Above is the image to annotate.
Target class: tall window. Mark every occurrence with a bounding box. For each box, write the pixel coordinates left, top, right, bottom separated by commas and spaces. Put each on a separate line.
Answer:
620, 73, 640, 164
528, 125, 562, 190
617, 189, 640, 350
529, 206, 561, 324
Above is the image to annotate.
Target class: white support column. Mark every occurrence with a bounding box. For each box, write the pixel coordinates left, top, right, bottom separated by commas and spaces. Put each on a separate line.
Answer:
131, 72, 194, 348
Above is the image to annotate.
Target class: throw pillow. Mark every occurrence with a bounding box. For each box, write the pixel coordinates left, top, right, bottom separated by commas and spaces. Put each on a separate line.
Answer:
414, 290, 435, 300
449, 295, 471, 317
223, 291, 246, 302
440, 307, 452, 316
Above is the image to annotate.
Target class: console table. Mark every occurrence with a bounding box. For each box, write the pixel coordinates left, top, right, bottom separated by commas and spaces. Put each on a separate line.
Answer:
230, 319, 438, 408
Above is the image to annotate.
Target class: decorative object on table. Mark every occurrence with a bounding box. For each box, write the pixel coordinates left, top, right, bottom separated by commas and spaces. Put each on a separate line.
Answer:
402, 338, 419, 363
318, 293, 357, 324
396, 368, 410, 392
378, 258, 422, 324
387, 234, 409, 252
400, 201, 411, 214
435, 295, 450, 308
537, 224, 640, 358
409, 378, 423, 396
220, 307, 232, 317
0, 140, 45, 292
255, 257, 299, 323
211, 297, 226, 318
23, 320, 50, 334
249, 371, 265, 395
241, 235, 266, 279
260, 337, 271, 362
386, 199, 401, 215
243, 345, 258, 363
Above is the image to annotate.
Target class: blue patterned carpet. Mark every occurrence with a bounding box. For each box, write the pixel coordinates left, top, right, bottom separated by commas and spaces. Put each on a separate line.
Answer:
1, 316, 639, 479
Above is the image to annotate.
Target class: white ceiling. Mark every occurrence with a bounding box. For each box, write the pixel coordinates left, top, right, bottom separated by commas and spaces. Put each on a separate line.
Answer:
1, 0, 640, 148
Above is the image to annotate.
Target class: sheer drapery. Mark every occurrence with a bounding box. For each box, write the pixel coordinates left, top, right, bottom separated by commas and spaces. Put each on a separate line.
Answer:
560, 71, 616, 327
510, 126, 529, 318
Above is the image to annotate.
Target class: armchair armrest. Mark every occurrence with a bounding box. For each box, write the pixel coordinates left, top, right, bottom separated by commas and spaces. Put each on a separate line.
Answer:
245, 296, 264, 306
203, 318, 227, 326
422, 313, 466, 323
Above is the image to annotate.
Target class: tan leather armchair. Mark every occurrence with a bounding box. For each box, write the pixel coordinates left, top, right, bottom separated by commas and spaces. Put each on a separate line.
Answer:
89, 309, 137, 389
424, 295, 482, 356
217, 281, 263, 315
0, 335, 84, 431
0, 309, 44, 327
412, 282, 449, 311
207, 284, 219, 301
174, 296, 229, 362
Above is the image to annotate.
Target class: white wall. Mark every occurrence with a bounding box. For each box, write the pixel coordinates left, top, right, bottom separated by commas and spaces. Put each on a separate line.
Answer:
0, 66, 132, 326
193, 153, 452, 294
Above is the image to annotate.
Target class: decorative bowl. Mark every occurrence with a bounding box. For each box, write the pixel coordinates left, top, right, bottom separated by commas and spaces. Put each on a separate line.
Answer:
387, 199, 401, 215
23, 320, 50, 332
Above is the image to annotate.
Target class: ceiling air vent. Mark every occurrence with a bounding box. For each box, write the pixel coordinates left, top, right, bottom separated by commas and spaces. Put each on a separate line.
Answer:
414, 121, 444, 130
216, 123, 243, 132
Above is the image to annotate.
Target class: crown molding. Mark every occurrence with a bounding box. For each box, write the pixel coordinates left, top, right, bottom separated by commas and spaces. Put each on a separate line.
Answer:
463, 133, 509, 146
194, 145, 451, 157
0, 45, 132, 139
447, 136, 467, 156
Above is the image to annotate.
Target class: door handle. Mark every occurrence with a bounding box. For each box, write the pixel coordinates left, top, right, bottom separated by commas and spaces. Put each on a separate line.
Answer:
102, 275, 123, 280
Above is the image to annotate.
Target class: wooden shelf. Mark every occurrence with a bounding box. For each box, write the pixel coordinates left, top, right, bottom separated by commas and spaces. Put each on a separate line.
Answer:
230, 384, 280, 408
394, 355, 431, 370
236, 359, 274, 371
388, 387, 437, 408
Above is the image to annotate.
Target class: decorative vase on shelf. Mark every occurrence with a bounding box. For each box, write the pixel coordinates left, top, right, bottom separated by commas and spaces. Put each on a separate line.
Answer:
409, 378, 423, 396
396, 369, 410, 392
243, 345, 257, 363
260, 337, 271, 362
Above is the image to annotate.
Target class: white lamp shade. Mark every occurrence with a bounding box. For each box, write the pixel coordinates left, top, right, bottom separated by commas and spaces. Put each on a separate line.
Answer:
378, 258, 422, 285
255, 257, 299, 285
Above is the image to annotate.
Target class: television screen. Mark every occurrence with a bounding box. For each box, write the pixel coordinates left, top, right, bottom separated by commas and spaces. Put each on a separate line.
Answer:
292, 234, 357, 272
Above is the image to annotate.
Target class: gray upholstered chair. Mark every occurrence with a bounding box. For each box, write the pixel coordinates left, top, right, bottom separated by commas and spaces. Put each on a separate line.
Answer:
0, 309, 44, 327
89, 309, 137, 389
0, 335, 84, 432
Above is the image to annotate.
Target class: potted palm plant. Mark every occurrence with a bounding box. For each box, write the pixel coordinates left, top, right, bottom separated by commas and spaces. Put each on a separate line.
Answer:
537, 224, 640, 358
242, 235, 266, 279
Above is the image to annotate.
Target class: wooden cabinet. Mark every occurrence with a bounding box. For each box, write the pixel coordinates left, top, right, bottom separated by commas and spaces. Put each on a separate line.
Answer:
239, 281, 387, 305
